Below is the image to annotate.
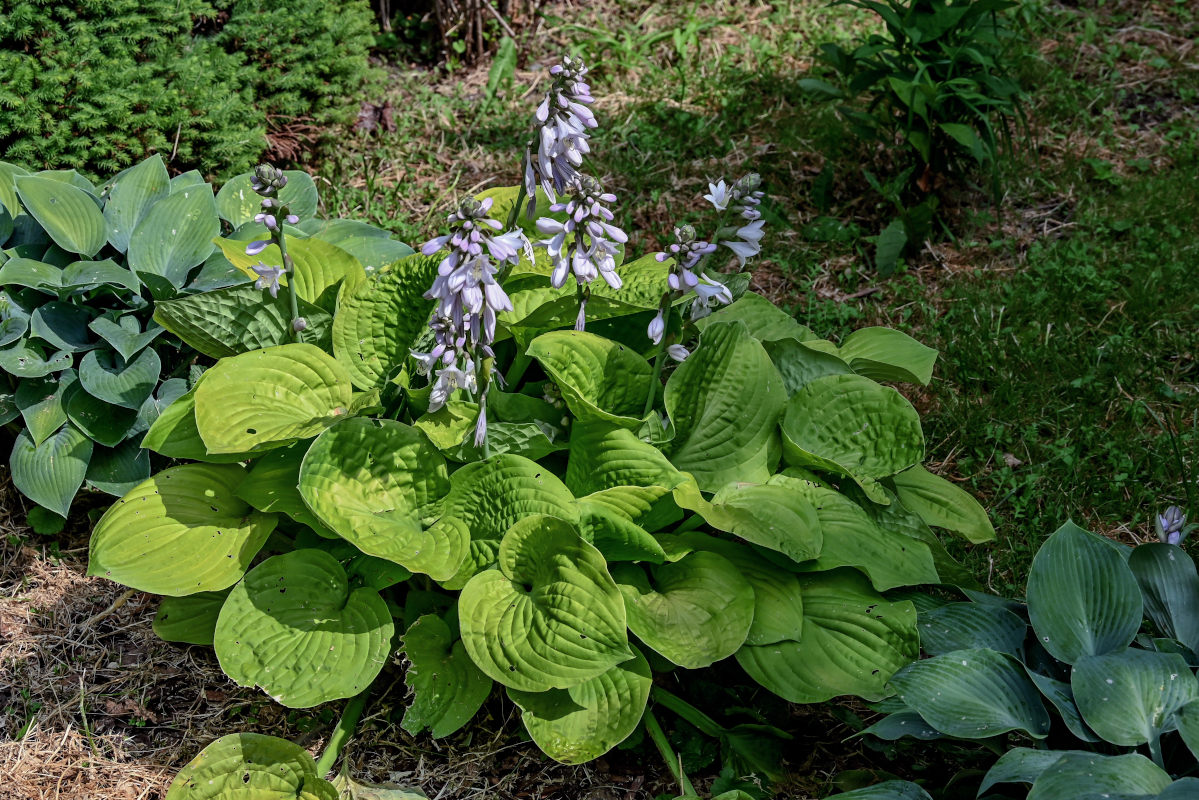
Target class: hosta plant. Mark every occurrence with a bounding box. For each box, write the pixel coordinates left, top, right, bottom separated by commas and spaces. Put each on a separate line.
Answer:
86, 57, 994, 795
0, 156, 412, 526
844, 513, 1199, 799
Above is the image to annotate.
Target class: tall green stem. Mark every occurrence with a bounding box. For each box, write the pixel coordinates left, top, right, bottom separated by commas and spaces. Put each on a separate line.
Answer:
642, 294, 671, 417
275, 229, 302, 343
315, 688, 370, 778
643, 707, 696, 797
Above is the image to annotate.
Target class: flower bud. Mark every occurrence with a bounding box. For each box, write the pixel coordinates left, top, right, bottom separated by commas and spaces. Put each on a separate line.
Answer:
292, 317, 308, 332
1157, 505, 1188, 544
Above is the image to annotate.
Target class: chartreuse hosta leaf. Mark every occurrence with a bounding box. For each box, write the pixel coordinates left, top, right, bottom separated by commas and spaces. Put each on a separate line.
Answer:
612, 551, 754, 669
764, 337, 854, 394
780, 373, 924, 504
215, 549, 393, 708
10, 424, 92, 517
673, 477, 822, 564
527, 330, 652, 426
401, 613, 492, 738
459, 515, 632, 692
15, 175, 107, 257
141, 382, 256, 463
236, 441, 328, 532
737, 569, 918, 704
1025, 753, 1171, 800
332, 255, 438, 389
127, 184, 219, 294
694, 291, 812, 343
1071, 649, 1199, 746
508, 646, 652, 764
153, 590, 230, 646
575, 501, 666, 563
663, 321, 786, 492
889, 465, 995, 543
889, 648, 1050, 739
104, 155, 170, 253
1026, 522, 1142, 665
299, 418, 462, 580
216, 170, 319, 227
213, 236, 366, 311
165, 732, 338, 800
195, 343, 354, 454
837, 327, 938, 386
89, 464, 277, 596
299, 217, 415, 271
1129, 543, 1199, 654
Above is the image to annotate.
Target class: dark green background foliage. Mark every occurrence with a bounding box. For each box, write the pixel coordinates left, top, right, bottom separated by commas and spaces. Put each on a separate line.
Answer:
0, 0, 378, 180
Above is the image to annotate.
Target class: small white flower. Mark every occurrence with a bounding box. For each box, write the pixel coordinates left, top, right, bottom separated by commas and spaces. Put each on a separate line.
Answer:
703, 179, 731, 211
647, 310, 665, 345
667, 344, 690, 362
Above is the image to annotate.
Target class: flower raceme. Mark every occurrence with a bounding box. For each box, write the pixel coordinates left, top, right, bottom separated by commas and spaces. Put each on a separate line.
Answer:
525, 55, 597, 216
535, 174, 627, 292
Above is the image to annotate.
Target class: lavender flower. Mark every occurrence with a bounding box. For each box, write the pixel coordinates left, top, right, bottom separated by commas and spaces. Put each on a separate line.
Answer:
535, 174, 627, 291
690, 276, 734, 321
718, 173, 766, 264
655, 224, 716, 291
251, 262, 285, 298
528, 56, 597, 212
667, 344, 690, 362
1157, 506, 1189, 545
703, 180, 731, 211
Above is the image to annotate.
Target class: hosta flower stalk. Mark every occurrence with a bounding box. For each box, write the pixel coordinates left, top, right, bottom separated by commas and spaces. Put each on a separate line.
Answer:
245, 164, 305, 339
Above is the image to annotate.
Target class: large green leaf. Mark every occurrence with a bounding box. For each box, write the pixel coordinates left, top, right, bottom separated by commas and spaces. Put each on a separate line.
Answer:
331, 254, 438, 389
890, 465, 995, 543
663, 321, 786, 491
736, 570, 918, 703
153, 590, 230, 646
299, 418, 462, 580
60, 259, 140, 293
104, 155, 170, 253
86, 439, 152, 496
88, 315, 163, 361
213, 236, 366, 311
64, 381, 139, 446
154, 284, 332, 360
88, 464, 276, 595
0, 257, 62, 292
917, 602, 1026, 657
1026, 522, 1142, 665
15, 175, 107, 256
214, 549, 393, 708
1129, 543, 1199, 654
400, 613, 492, 738
613, 551, 754, 669
0, 340, 72, 378
216, 170, 319, 228
195, 343, 354, 454
30, 301, 95, 352
235, 441, 325, 530
1025, 669, 1102, 743
330, 775, 428, 800
127, 184, 219, 292
673, 477, 823, 564
825, 783, 932, 800
15, 369, 75, 445
693, 292, 812, 343
780, 373, 924, 504
140, 383, 253, 463
979, 749, 1096, 796
527, 330, 651, 426
165, 733, 338, 800
765, 337, 854, 394
10, 424, 92, 516
575, 501, 666, 563
300, 217, 415, 271
837, 327, 938, 385
1025, 753, 1171, 800
508, 647, 652, 764
458, 515, 631, 692
565, 420, 686, 497
78, 348, 160, 409
1072, 649, 1199, 746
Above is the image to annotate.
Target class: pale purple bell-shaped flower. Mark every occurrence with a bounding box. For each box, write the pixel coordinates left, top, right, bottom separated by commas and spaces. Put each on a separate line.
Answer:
530, 56, 597, 202
535, 174, 626, 292
251, 262, 285, 298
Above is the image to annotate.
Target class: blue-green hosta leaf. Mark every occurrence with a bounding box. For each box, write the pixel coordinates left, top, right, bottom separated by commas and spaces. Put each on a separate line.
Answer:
1160, 779, 1199, 799
837, 327, 938, 386
214, 549, 393, 707
0, 257, 62, 292
195, 343, 354, 454
0, 160, 29, 218
1175, 701, 1199, 761
1025, 668, 1102, 742
10, 424, 91, 516
15, 369, 76, 445
140, 383, 254, 463
780, 374, 924, 504
693, 292, 812, 343
212, 236, 366, 312
165, 732, 338, 800
736, 570, 918, 703
917, 602, 1026, 657
88, 464, 276, 595
824, 781, 931, 800
1025, 753, 1171, 800
78, 348, 160, 409
299, 418, 462, 580
87, 316, 163, 361
861, 709, 943, 741
508, 647, 652, 764
890, 465, 995, 543
889, 648, 1050, 739
104, 155, 170, 253
30, 301, 95, 352
980, 748, 1096, 796
400, 613, 492, 738
613, 551, 754, 669
458, 515, 631, 692
216, 170, 319, 228
86, 440, 151, 496
1026, 522, 1142, 665
663, 321, 786, 491
1129, 543, 1199, 654
673, 477, 823, 564
169, 170, 205, 192
153, 590, 230, 646
0, 340, 72, 377
331, 254, 438, 389
64, 381, 139, 446
127, 184, 219, 293
1072, 649, 1199, 746
15, 175, 107, 256
131, 377, 188, 438
0, 290, 33, 345
59, 259, 140, 293
527, 330, 652, 426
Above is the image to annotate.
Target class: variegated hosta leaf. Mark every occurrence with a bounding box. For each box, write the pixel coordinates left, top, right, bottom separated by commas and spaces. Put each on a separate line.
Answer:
165, 733, 338, 800
88, 464, 276, 596
331, 255, 438, 390
507, 647, 652, 764
299, 418, 461, 580
737, 569, 918, 703
214, 549, 393, 708
612, 551, 754, 669
458, 515, 631, 692
195, 343, 354, 454
401, 613, 492, 738
780, 373, 924, 504
526, 330, 652, 426
663, 321, 786, 492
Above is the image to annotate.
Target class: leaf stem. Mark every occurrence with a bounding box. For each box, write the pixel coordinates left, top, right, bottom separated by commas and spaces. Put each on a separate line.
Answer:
651, 686, 725, 739
1149, 730, 1166, 771
643, 706, 696, 797
504, 352, 532, 388
315, 687, 370, 778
